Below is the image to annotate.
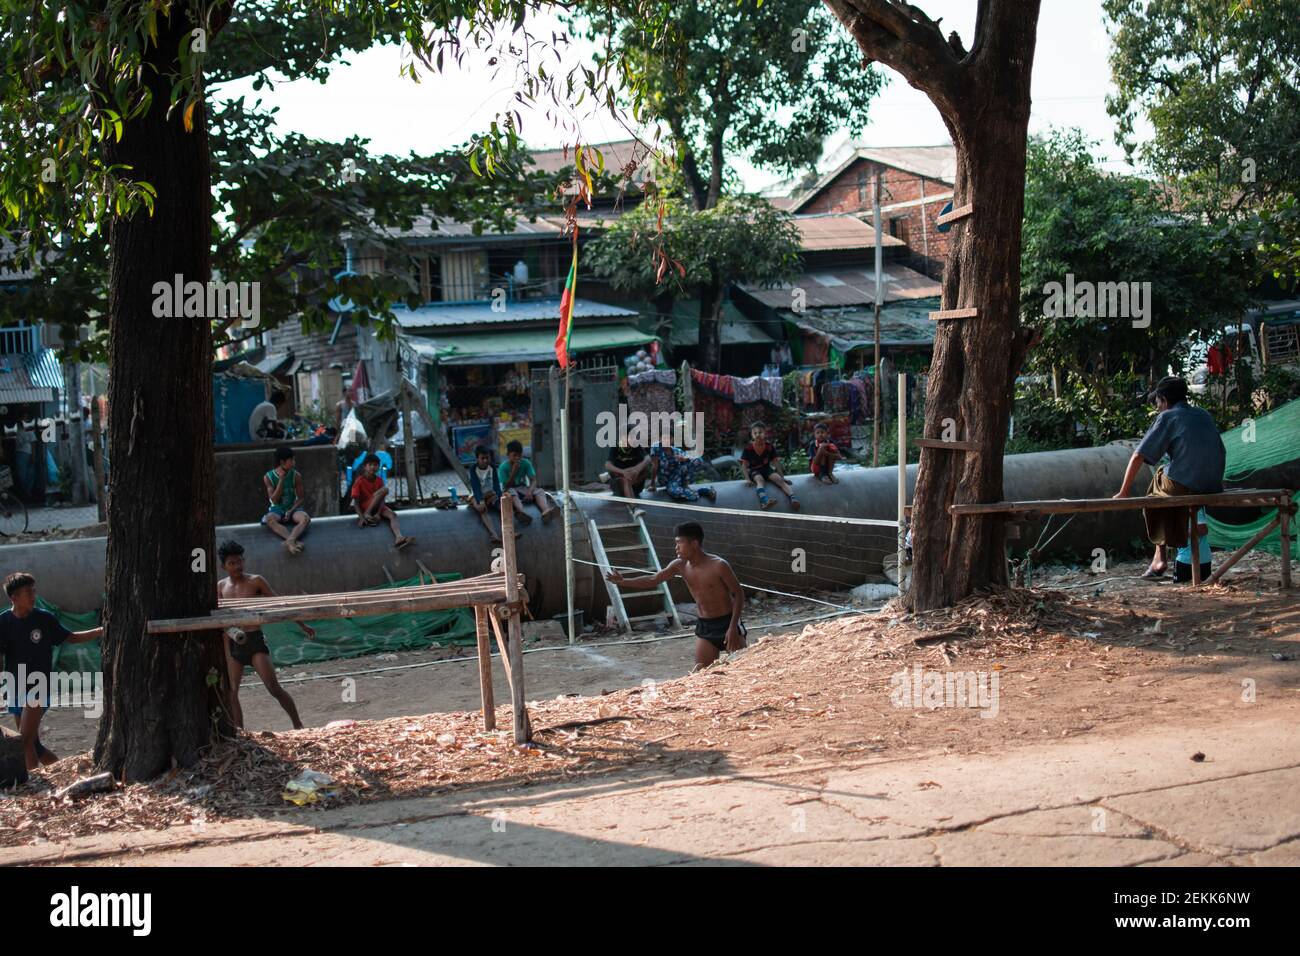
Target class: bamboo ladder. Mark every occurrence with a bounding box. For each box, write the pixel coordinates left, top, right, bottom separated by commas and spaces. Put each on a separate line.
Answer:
589, 506, 681, 633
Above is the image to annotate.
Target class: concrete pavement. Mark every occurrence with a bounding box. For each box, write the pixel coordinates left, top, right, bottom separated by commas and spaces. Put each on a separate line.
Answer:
5, 710, 1298, 867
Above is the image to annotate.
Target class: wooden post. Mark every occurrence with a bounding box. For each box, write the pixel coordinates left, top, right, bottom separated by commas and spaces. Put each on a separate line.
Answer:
1189, 520, 1202, 586
1203, 516, 1281, 586
91, 397, 106, 523
474, 605, 496, 731
498, 494, 531, 743
1281, 495, 1293, 590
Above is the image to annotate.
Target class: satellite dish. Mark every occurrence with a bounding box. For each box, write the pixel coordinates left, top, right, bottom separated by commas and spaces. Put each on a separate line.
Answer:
329, 269, 358, 313
936, 201, 954, 233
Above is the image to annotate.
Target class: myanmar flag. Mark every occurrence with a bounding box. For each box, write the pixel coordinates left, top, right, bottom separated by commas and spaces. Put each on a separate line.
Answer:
554, 233, 578, 368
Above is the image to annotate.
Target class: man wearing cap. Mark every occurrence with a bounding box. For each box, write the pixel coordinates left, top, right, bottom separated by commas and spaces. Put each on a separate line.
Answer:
1113, 376, 1226, 579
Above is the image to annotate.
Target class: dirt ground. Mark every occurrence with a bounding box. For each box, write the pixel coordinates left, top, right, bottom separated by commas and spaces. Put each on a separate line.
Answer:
2, 550, 1297, 863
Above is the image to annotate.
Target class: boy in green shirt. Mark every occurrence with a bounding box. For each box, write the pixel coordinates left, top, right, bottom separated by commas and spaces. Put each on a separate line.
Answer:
499, 440, 557, 524
262, 445, 311, 555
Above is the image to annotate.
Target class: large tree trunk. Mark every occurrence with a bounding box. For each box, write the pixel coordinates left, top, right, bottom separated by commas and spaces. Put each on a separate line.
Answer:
698, 282, 724, 371
827, 0, 1042, 611
94, 11, 228, 780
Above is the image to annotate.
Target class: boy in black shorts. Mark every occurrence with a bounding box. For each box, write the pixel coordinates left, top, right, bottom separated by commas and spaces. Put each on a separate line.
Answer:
605, 441, 651, 499
606, 522, 745, 671
216, 540, 315, 730
741, 422, 799, 510
807, 421, 841, 484
0, 572, 102, 770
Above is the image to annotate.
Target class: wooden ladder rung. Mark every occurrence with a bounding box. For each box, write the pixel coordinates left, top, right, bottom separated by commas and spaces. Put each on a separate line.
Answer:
596, 522, 641, 531
915, 438, 980, 451
929, 308, 978, 321
626, 614, 667, 622
936, 202, 973, 226
604, 544, 650, 552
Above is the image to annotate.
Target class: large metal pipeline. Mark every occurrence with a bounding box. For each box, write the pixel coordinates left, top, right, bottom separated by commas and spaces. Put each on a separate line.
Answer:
1, 444, 1149, 617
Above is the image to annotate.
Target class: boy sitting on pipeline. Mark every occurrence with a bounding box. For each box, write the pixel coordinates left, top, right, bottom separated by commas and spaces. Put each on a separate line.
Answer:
350, 453, 415, 550
499, 440, 558, 524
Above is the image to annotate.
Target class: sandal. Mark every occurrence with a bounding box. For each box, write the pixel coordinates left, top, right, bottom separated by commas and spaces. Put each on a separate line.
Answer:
1139, 567, 1165, 580
394, 536, 414, 550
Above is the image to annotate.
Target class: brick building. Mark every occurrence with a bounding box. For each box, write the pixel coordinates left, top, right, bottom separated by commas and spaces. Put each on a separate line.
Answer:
766, 143, 956, 279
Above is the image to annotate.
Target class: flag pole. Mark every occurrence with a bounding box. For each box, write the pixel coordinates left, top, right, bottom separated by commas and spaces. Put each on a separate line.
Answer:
562, 363, 575, 645
558, 224, 579, 646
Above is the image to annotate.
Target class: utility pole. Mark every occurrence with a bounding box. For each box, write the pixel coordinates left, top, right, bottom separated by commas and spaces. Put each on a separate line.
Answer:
872, 168, 883, 468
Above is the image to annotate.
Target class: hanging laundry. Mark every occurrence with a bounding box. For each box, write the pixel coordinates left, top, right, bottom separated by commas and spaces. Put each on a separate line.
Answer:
628, 368, 677, 388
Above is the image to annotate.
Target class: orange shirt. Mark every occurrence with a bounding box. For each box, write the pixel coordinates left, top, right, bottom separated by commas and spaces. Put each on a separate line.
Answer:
351, 473, 385, 511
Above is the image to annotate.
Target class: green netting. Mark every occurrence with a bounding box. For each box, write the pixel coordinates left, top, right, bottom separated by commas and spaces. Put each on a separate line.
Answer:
39, 574, 477, 674
1206, 397, 1300, 559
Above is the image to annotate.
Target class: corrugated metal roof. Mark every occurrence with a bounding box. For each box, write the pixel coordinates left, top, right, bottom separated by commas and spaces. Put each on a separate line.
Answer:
793, 214, 903, 252
392, 296, 639, 330
739, 265, 941, 310
0, 348, 62, 402
787, 300, 941, 351
404, 323, 656, 366
669, 303, 775, 347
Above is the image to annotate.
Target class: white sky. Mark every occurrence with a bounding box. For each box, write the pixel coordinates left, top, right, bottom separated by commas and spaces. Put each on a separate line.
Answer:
216, 0, 1141, 192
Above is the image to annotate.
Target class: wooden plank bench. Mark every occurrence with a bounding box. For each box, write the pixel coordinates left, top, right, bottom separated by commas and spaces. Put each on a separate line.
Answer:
948, 489, 1294, 589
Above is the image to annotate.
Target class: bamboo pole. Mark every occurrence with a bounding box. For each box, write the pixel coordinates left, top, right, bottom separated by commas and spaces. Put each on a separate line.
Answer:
897, 372, 907, 593
872, 169, 882, 468
561, 371, 576, 646
218, 574, 519, 606
474, 606, 496, 732
949, 490, 1289, 516
499, 493, 531, 742
1202, 516, 1281, 586
149, 586, 512, 633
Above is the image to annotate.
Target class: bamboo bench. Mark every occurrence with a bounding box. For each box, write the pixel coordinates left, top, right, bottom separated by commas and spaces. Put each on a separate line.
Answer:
948, 489, 1295, 589
148, 496, 533, 742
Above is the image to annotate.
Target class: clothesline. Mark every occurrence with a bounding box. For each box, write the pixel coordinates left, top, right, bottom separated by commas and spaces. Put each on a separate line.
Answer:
689, 369, 783, 406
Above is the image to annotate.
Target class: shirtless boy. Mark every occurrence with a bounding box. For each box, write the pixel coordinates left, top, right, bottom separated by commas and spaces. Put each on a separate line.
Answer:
606, 521, 744, 670
216, 539, 315, 730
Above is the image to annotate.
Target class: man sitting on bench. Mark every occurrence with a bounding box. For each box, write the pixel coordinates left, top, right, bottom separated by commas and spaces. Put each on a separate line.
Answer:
1112, 376, 1225, 580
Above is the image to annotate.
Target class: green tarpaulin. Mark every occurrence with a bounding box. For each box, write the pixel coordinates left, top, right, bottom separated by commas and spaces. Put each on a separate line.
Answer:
1207, 397, 1300, 559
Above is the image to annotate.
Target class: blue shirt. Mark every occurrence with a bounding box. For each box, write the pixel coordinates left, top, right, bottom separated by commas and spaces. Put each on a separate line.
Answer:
1134, 402, 1225, 493
1176, 508, 1212, 566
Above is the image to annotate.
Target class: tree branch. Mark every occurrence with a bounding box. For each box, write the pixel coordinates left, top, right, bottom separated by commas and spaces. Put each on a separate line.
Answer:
823, 0, 964, 113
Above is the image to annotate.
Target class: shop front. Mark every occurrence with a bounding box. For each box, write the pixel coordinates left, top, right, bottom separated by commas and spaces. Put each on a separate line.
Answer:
400, 323, 660, 474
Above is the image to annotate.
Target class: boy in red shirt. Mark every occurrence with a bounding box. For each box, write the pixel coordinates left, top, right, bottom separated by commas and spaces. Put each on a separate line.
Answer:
350, 454, 414, 550
740, 422, 799, 510
807, 421, 841, 484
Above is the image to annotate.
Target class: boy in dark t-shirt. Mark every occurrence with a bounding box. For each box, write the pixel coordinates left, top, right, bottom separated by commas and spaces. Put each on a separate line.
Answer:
605, 442, 651, 498
740, 422, 800, 510
0, 572, 102, 770
806, 421, 841, 484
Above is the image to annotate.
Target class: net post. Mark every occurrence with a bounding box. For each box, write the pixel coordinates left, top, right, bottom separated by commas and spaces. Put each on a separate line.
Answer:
897, 372, 907, 593
1281, 494, 1293, 590
498, 494, 531, 742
